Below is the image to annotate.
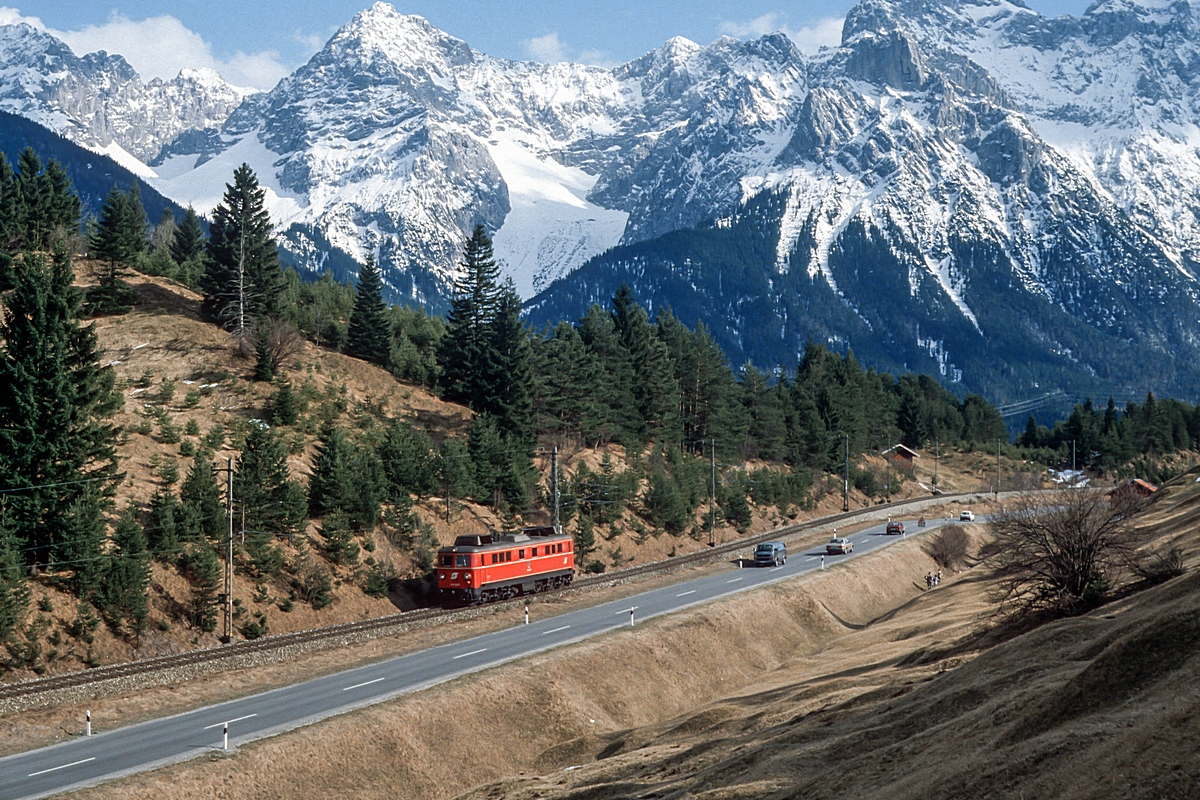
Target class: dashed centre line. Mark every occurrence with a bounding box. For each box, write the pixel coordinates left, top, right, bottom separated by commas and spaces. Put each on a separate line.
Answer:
616, 606, 639, 615
541, 625, 571, 635
453, 648, 488, 660
677, 590, 696, 597
342, 677, 385, 691
203, 713, 256, 730
28, 757, 95, 777
726, 577, 743, 583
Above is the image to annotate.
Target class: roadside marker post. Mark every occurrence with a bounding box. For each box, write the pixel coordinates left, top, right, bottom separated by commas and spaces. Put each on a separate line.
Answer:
629, 607, 635, 626
524, 605, 529, 625
821, 555, 825, 570
204, 713, 256, 752
85, 710, 91, 737
223, 723, 228, 751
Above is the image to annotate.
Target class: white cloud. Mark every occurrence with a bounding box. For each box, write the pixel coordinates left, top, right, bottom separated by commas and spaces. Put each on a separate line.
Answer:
0, 7, 301, 90
719, 12, 844, 55
523, 32, 567, 63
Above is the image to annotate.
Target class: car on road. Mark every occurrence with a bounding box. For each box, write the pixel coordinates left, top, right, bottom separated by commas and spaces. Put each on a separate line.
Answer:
754, 541, 787, 566
959, 510, 975, 522
886, 521, 905, 535
826, 537, 853, 554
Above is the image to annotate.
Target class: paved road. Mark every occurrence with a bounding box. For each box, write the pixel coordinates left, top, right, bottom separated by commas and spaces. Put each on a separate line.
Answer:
0, 512, 976, 799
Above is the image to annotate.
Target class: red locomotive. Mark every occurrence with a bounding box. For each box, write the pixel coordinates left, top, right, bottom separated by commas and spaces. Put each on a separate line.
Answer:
436, 526, 575, 604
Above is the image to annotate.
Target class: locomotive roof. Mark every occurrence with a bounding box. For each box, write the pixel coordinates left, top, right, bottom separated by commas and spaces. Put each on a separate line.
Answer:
439, 528, 570, 552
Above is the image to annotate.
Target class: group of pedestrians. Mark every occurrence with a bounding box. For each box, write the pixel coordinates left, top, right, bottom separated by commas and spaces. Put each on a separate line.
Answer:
924, 569, 943, 589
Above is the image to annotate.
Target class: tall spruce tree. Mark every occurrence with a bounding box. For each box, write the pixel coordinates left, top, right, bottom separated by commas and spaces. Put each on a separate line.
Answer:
439, 224, 502, 408
346, 254, 392, 366
85, 185, 143, 315
201, 164, 282, 341
100, 507, 150, 639
170, 206, 206, 263
234, 422, 306, 576
490, 280, 534, 443
0, 249, 122, 568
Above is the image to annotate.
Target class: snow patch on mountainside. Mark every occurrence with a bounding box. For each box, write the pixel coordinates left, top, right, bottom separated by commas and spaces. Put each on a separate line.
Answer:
485, 131, 627, 297
152, 134, 304, 224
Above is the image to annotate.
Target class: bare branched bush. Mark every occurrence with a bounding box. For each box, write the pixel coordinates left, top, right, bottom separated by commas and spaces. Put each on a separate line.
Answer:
1133, 546, 1186, 585
987, 488, 1149, 617
254, 319, 305, 373
924, 527, 971, 570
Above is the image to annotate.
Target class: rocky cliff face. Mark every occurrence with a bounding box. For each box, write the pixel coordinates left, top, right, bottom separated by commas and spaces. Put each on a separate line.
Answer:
0, 23, 250, 166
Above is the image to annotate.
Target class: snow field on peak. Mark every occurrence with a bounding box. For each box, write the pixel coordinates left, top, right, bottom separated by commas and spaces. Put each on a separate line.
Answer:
150, 134, 304, 224
484, 131, 627, 298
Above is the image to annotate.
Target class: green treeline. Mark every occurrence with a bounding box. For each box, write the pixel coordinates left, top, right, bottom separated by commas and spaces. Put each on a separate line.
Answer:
1019, 395, 1200, 481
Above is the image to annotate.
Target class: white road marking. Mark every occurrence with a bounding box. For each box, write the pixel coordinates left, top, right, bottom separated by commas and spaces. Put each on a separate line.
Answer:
726, 577, 743, 583
342, 677, 385, 691
453, 648, 487, 660
770, 566, 784, 572
29, 757, 95, 777
616, 606, 639, 615
806, 557, 818, 561
541, 625, 571, 635
203, 714, 257, 730
677, 590, 696, 597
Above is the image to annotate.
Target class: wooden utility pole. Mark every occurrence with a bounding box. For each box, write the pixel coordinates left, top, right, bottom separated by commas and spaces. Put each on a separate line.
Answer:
223, 458, 234, 643
709, 438, 716, 546
842, 433, 850, 512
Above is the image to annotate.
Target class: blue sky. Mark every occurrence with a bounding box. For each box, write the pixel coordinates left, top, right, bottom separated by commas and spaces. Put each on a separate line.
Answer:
6, 1, 1094, 89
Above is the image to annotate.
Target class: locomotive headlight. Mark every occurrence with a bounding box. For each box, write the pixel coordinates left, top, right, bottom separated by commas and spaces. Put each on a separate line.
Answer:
464, 572, 471, 583
439, 573, 446, 580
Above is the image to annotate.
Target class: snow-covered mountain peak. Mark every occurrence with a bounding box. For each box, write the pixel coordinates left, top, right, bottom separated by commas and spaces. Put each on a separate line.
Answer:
325, 2, 473, 76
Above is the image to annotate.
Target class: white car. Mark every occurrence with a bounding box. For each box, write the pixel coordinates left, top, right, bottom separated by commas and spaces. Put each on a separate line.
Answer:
826, 537, 853, 554
959, 510, 975, 522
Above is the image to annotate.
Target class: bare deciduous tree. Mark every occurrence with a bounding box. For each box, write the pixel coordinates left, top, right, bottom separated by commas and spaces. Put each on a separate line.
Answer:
925, 526, 971, 570
987, 488, 1150, 617
253, 319, 305, 374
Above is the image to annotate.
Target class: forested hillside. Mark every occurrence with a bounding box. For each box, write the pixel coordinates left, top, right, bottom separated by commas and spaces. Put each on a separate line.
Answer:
0, 152, 1195, 678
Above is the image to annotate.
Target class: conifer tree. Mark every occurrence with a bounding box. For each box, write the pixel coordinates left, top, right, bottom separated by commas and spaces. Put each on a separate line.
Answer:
346, 254, 392, 366
14, 148, 46, 249
179, 541, 220, 632
439, 224, 502, 407
0, 152, 16, 253
0, 249, 122, 566
201, 164, 282, 341
378, 419, 440, 500
180, 454, 224, 542
234, 423, 305, 576
170, 206, 206, 263
489, 280, 534, 443
0, 513, 29, 643
269, 380, 299, 425
41, 160, 80, 247
146, 488, 182, 562
85, 186, 142, 315
100, 506, 150, 639
308, 425, 355, 519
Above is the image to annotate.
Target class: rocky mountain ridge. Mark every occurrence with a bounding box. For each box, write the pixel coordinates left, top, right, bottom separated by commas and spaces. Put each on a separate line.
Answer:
5, 1, 1200, 403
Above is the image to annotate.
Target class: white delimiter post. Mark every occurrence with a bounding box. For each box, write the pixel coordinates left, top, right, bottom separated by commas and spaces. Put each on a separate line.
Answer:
223, 722, 229, 751
821, 555, 825, 570
86, 710, 91, 737
629, 607, 635, 626
524, 605, 529, 625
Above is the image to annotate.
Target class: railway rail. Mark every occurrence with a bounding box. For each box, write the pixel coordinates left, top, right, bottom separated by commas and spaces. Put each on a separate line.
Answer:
0, 490, 978, 702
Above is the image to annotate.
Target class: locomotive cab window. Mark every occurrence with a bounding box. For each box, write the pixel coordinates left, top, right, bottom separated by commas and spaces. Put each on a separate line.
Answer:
439, 554, 453, 567
519, 549, 525, 559
531, 546, 538, 556
455, 555, 471, 568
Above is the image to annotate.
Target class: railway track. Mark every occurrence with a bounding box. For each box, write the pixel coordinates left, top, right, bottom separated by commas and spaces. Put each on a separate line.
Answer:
0, 490, 978, 702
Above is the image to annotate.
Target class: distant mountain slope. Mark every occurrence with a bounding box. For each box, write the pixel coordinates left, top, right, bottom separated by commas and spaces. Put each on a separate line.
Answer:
8, 1, 1200, 404
0, 110, 185, 226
